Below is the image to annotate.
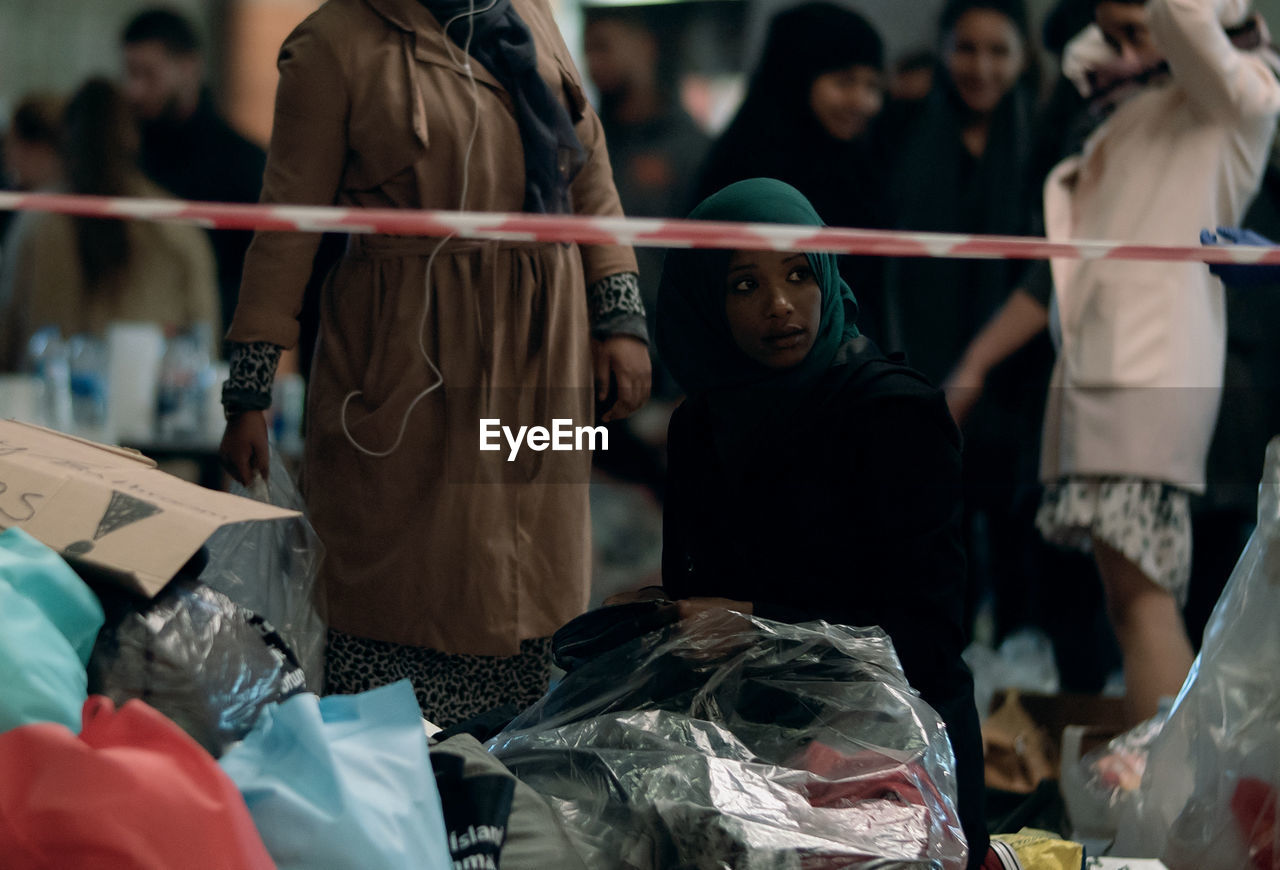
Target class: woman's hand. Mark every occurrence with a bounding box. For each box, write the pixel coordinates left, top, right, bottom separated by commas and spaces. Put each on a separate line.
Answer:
942, 359, 987, 428
675, 597, 754, 620
592, 336, 652, 422
220, 410, 270, 485
602, 585, 669, 607
674, 598, 755, 662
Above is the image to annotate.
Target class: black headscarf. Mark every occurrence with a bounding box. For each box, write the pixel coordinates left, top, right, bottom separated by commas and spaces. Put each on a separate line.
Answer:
695, 2, 885, 219
694, 2, 888, 334
882, 0, 1037, 385
419, 0, 585, 213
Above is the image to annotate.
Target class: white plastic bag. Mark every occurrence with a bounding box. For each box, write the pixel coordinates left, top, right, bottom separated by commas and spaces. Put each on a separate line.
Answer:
201, 448, 326, 689
963, 626, 1061, 719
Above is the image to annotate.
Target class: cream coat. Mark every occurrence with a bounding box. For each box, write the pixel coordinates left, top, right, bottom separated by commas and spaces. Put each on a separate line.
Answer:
1041, 0, 1280, 492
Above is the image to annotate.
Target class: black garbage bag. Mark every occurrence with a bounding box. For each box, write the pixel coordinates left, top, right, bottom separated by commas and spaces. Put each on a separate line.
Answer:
87, 573, 307, 757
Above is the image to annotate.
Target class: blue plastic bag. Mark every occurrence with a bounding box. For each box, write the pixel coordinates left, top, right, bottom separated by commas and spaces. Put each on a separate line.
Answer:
0, 527, 104, 733
219, 680, 451, 870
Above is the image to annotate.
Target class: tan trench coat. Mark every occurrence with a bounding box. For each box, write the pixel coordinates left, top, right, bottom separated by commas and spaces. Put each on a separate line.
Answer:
227, 0, 636, 655
1040, 0, 1280, 493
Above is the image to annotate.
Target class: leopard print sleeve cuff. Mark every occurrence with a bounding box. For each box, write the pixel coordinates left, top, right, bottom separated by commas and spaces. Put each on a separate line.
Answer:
587, 271, 649, 344
221, 341, 282, 418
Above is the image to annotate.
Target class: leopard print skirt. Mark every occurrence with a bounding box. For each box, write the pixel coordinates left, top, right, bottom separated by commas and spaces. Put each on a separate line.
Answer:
1037, 476, 1192, 602
324, 628, 552, 729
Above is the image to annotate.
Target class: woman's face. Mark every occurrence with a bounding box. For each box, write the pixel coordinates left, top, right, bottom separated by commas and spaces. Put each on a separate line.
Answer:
808, 65, 884, 141
1095, 1, 1163, 71
945, 8, 1026, 115
724, 250, 822, 370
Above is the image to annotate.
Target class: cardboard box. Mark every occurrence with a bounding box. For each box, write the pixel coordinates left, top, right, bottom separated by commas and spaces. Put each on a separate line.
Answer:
991, 690, 1129, 763
0, 419, 297, 596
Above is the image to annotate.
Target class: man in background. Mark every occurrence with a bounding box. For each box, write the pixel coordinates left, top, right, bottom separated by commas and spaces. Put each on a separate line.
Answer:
122, 7, 265, 350
582, 5, 709, 499
583, 5, 709, 344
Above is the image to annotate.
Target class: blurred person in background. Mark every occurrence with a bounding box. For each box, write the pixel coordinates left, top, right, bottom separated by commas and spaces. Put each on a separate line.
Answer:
584, 5, 708, 388
889, 49, 938, 103
0, 78, 219, 371
584, 6, 708, 237
122, 7, 265, 348
883, 0, 1039, 392
946, 0, 1280, 725
1187, 156, 1280, 653
582, 5, 709, 498
0, 94, 66, 316
880, 0, 1052, 660
3, 94, 65, 194
695, 1, 891, 338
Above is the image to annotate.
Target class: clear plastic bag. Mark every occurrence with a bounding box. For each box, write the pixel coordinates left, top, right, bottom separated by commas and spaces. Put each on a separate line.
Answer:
201, 448, 326, 688
489, 610, 968, 870
1110, 437, 1280, 868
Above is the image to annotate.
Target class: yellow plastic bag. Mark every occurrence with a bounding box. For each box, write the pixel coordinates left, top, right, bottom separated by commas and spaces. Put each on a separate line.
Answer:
991, 827, 1084, 869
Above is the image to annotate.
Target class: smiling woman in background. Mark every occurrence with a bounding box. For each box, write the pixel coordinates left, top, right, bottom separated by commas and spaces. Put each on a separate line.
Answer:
879, 0, 1055, 653
694, 2, 890, 327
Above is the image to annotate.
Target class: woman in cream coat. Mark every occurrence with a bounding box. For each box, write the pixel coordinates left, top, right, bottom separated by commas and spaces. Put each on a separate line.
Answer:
947, 0, 1280, 724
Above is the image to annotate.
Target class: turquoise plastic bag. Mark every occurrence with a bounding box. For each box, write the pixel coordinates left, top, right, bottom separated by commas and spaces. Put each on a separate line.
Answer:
220, 680, 451, 870
0, 528, 104, 734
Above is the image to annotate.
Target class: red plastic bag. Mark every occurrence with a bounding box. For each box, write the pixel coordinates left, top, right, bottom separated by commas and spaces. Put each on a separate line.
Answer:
0, 695, 274, 869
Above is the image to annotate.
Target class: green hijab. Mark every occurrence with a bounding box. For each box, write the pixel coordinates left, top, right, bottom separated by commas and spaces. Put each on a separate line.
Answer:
656, 178, 861, 471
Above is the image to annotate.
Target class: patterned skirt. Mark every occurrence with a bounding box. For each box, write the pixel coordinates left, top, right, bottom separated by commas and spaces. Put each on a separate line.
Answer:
323, 628, 553, 728
1036, 476, 1193, 602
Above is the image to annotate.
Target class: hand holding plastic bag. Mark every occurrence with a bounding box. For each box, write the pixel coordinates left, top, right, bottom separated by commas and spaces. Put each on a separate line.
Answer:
201, 447, 326, 687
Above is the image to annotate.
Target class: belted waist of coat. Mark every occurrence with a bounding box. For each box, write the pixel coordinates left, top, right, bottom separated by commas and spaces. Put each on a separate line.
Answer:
346, 232, 553, 258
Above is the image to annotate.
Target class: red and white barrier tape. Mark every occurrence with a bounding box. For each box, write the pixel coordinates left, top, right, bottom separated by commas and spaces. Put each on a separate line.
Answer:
3, 191, 1280, 265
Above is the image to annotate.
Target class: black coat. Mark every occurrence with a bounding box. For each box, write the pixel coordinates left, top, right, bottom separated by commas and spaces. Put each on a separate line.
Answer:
662, 337, 988, 866
138, 92, 266, 343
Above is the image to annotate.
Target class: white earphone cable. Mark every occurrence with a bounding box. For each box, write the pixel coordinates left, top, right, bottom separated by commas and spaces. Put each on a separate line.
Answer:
340, 0, 493, 458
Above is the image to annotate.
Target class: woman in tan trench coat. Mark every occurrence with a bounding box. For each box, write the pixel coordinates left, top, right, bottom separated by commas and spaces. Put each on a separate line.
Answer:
219, 0, 650, 726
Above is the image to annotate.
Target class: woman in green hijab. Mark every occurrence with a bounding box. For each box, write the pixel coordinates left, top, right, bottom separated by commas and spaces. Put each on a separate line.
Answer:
655, 178, 989, 869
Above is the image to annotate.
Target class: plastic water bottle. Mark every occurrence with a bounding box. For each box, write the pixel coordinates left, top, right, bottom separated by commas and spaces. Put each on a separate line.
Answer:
67, 334, 108, 440
25, 327, 73, 432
